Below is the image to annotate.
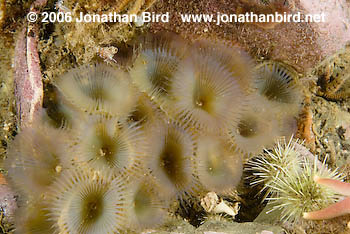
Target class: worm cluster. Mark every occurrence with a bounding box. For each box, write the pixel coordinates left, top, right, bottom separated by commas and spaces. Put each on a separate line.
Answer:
6, 33, 302, 233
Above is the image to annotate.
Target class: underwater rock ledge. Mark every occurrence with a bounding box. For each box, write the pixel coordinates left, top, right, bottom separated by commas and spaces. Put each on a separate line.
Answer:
149, 0, 350, 73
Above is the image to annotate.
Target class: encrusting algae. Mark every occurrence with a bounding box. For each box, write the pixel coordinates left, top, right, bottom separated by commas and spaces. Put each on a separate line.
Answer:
5, 33, 303, 233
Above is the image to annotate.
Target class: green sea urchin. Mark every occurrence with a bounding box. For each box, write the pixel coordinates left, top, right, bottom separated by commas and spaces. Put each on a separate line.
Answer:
267, 156, 342, 223
247, 137, 343, 223
246, 136, 304, 196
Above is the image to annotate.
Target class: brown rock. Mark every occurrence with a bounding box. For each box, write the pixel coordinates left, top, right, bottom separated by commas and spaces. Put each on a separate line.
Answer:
14, 25, 43, 127
149, 0, 350, 73
0, 182, 17, 225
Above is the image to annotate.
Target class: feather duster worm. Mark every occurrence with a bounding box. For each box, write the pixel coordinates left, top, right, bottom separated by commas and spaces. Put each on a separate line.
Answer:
196, 135, 243, 193
254, 61, 302, 139
42, 84, 86, 130
228, 96, 280, 155
46, 169, 128, 234
170, 50, 246, 131
125, 175, 169, 230
129, 33, 189, 109
255, 61, 301, 115
56, 63, 138, 116
74, 115, 147, 175
278, 114, 298, 139
192, 39, 255, 93
6, 35, 307, 232
14, 199, 56, 234
126, 93, 165, 131
148, 122, 199, 200
5, 121, 72, 198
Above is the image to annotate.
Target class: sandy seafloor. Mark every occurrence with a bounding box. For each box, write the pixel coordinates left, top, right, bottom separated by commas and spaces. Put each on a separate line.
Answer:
0, 0, 350, 233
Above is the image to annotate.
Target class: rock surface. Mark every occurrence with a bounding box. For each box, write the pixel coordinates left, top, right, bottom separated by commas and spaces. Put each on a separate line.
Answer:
150, 0, 350, 73
143, 219, 285, 234
0, 181, 17, 228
